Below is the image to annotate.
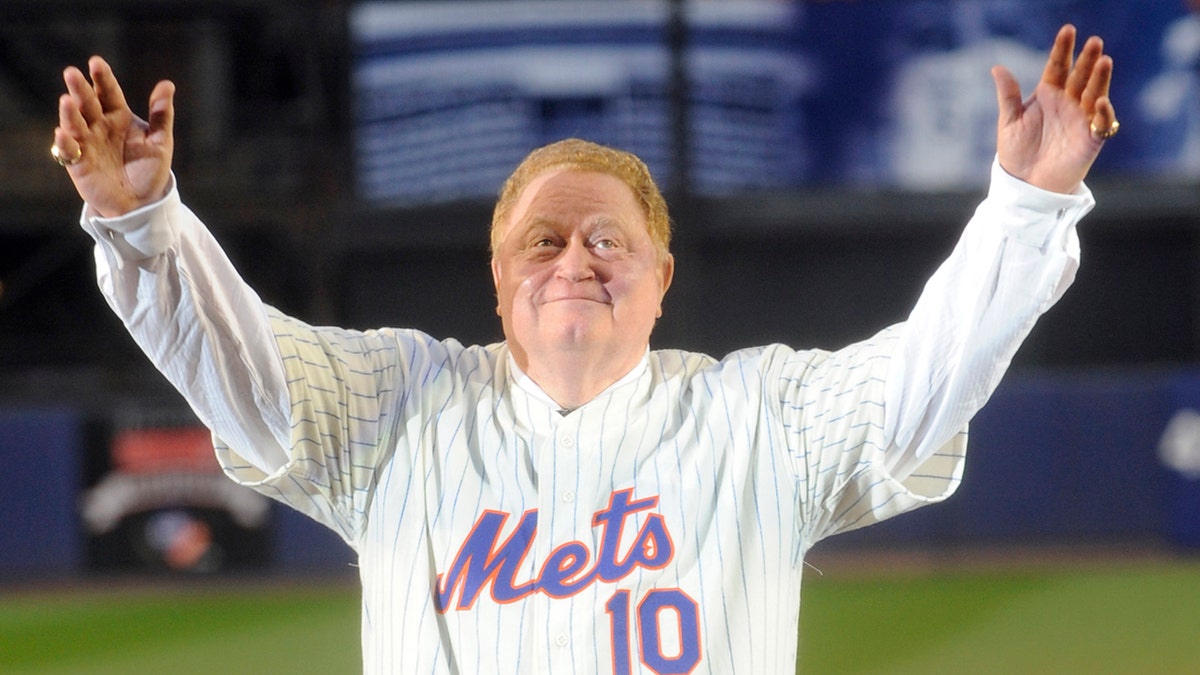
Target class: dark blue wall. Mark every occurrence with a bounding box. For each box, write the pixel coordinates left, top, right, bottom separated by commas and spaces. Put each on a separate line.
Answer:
830, 370, 1191, 549
0, 408, 83, 579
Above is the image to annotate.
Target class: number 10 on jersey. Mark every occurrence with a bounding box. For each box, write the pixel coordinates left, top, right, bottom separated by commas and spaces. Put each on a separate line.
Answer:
605, 588, 701, 674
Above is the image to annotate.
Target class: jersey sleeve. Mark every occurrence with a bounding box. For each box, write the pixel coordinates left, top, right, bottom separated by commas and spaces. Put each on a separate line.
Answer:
211, 312, 418, 545
768, 329, 966, 544
80, 177, 293, 474
79, 180, 419, 545
882, 158, 1093, 478
776, 159, 1095, 543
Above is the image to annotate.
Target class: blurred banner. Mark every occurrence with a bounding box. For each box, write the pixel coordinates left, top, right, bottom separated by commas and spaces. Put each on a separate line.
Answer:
80, 411, 272, 575
351, 0, 1199, 205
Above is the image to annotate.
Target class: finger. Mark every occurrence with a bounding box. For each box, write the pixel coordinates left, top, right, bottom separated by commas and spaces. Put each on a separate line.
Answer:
1039, 24, 1076, 90
52, 127, 82, 165
1065, 36, 1103, 101
147, 79, 176, 143
88, 55, 131, 116
991, 64, 1023, 126
57, 93, 88, 137
1080, 54, 1113, 116
63, 64, 103, 125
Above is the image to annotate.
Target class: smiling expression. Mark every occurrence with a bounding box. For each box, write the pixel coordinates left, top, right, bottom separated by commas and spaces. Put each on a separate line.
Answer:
491, 168, 674, 374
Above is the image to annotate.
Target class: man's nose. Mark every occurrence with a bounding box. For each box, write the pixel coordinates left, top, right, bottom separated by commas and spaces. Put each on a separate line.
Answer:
556, 238, 596, 281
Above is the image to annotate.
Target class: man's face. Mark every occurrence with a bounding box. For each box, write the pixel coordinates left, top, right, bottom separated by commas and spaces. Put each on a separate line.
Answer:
491, 168, 674, 370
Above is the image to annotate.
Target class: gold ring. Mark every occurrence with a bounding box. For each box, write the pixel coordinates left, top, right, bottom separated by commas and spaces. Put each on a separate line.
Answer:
51, 143, 82, 167
1090, 119, 1119, 141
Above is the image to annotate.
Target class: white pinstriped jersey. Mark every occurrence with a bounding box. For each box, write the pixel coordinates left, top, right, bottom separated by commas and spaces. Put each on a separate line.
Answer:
217, 314, 963, 673
81, 159, 1094, 674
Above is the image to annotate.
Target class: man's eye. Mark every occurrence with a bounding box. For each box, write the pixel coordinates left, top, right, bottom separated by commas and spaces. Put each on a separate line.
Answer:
533, 238, 556, 247
595, 239, 617, 250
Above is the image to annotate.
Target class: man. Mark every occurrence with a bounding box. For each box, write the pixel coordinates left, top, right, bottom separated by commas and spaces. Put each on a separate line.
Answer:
53, 24, 1116, 674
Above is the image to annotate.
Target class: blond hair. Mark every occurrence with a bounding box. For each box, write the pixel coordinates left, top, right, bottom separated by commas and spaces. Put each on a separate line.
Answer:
490, 138, 671, 261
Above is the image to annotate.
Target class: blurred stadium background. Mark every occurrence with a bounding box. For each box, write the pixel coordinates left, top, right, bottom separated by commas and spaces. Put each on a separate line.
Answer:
2, 0, 1199, 672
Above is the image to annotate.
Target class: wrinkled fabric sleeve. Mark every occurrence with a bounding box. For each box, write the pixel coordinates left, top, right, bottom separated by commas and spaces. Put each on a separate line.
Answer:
782, 158, 1093, 541
882, 158, 1092, 480
80, 177, 293, 476
81, 181, 440, 544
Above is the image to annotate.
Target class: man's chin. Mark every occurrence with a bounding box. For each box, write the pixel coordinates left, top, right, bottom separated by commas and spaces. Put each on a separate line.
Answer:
525, 322, 611, 352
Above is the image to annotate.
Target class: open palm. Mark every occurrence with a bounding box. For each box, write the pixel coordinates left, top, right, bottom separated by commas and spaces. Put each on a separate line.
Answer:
993, 25, 1117, 194
54, 56, 175, 218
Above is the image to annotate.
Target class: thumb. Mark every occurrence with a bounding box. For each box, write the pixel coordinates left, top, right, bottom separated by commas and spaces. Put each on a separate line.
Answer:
991, 64, 1023, 127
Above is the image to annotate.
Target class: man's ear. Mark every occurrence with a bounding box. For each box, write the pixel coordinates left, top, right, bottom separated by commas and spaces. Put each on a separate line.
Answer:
656, 253, 675, 318
490, 258, 502, 315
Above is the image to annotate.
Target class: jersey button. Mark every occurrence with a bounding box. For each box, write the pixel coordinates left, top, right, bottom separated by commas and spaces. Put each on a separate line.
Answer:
560, 436, 575, 448
554, 634, 569, 647
561, 490, 575, 503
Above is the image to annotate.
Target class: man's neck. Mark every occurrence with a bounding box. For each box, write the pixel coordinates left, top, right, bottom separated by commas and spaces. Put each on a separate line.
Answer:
511, 347, 646, 411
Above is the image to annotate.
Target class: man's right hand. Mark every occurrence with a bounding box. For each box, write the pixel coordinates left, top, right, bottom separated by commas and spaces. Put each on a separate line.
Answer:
53, 56, 175, 218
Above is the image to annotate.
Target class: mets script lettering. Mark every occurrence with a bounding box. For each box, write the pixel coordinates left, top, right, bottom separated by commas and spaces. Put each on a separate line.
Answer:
435, 489, 673, 612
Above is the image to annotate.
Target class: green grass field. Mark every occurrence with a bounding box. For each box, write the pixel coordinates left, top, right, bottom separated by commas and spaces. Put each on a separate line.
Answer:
3, 558, 1199, 674
798, 558, 1200, 674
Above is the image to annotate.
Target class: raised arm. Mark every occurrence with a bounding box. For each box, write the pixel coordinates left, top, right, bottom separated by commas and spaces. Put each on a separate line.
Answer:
884, 25, 1116, 476
53, 58, 294, 475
